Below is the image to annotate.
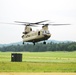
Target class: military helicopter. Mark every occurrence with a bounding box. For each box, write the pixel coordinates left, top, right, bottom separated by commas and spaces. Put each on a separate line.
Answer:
14, 20, 70, 45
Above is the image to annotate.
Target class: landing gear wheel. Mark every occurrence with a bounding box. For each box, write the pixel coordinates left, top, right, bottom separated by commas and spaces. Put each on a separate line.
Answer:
43, 41, 46, 44
33, 42, 35, 45
23, 42, 24, 45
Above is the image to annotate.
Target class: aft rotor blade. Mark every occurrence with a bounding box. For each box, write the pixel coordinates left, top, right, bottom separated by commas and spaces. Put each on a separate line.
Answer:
34, 20, 49, 24
14, 21, 29, 24
0, 22, 27, 26
15, 20, 49, 24
0, 22, 18, 25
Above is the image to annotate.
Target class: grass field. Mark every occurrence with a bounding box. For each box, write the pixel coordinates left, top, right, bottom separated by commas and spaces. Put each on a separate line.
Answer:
0, 51, 76, 72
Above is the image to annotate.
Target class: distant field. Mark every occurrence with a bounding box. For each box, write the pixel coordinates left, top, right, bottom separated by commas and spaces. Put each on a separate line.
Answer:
0, 51, 76, 72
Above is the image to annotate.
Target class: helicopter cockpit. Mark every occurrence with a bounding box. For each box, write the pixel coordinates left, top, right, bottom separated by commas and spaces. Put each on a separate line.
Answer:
42, 30, 50, 34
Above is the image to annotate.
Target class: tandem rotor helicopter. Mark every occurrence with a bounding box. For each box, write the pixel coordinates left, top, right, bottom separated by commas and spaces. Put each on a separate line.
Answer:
14, 20, 70, 45
0, 20, 70, 45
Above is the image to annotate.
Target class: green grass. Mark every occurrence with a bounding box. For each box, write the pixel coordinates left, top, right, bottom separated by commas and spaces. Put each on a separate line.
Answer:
0, 62, 76, 72
23, 52, 76, 62
0, 51, 76, 72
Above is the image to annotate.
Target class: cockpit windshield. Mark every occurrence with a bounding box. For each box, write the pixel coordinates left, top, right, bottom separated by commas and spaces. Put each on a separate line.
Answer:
42, 30, 50, 34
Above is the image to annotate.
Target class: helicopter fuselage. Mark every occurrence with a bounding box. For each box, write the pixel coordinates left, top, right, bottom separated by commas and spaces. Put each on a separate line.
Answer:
22, 29, 51, 44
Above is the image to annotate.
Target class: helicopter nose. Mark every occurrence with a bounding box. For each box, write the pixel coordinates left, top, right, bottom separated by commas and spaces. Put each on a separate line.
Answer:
44, 34, 51, 37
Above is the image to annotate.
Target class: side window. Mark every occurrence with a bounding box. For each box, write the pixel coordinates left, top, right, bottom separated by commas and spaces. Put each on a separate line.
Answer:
42, 31, 46, 34
38, 31, 40, 35
30, 28, 32, 31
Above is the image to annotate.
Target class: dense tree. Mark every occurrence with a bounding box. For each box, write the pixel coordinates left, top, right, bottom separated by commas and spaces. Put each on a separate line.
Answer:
0, 42, 76, 52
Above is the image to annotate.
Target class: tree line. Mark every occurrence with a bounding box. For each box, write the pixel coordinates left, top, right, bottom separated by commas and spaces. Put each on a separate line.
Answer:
0, 42, 76, 52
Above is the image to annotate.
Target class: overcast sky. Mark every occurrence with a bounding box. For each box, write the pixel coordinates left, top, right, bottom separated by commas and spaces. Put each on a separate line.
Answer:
0, 0, 76, 44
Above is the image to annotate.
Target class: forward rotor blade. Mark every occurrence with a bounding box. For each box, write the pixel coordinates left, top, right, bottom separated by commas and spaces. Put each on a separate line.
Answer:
49, 24, 71, 26
37, 23, 71, 26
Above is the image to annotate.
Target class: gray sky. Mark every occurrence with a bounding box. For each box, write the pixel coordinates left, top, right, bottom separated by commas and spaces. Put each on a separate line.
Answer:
0, 0, 76, 44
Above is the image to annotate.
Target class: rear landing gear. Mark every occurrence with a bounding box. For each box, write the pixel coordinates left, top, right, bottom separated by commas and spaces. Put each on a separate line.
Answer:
43, 41, 46, 44
33, 42, 35, 45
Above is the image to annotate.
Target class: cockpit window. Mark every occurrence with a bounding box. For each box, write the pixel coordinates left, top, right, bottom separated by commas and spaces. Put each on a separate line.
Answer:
42, 30, 50, 34
38, 31, 40, 35
46, 31, 50, 34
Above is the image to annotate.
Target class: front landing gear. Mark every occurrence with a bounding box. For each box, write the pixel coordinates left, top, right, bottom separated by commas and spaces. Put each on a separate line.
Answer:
23, 42, 24, 45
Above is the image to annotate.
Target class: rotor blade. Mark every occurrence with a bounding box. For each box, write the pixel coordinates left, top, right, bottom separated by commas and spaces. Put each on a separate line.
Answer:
0, 22, 18, 25
49, 24, 71, 26
33, 20, 49, 24
0, 22, 27, 26
14, 21, 29, 24
37, 23, 71, 26
14, 21, 38, 26
15, 20, 49, 24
